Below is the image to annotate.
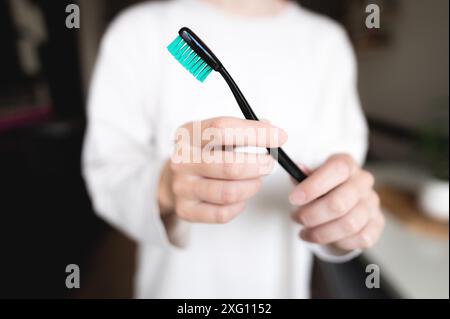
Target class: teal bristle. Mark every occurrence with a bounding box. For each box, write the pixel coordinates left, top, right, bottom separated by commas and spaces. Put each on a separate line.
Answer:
167, 35, 213, 82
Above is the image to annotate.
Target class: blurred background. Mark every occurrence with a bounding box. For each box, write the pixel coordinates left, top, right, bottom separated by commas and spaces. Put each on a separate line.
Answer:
0, 0, 448, 299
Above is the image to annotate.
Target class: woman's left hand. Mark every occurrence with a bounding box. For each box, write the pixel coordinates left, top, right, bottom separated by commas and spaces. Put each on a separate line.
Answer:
289, 154, 385, 251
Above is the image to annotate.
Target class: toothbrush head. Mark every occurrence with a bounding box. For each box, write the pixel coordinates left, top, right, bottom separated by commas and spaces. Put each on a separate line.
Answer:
167, 27, 222, 82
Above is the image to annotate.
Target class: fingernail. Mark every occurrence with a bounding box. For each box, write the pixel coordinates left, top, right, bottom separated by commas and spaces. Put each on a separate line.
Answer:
289, 190, 306, 205
266, 126, 288, 148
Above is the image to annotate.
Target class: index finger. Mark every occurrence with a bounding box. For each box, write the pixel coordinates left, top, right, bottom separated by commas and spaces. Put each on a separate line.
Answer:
176, 117, 288, 148
289, 154, 358, 206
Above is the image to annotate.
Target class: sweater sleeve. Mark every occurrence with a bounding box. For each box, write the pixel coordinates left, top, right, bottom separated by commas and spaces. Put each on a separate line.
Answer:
82, 12, 171, 247
311, 27, 368, 167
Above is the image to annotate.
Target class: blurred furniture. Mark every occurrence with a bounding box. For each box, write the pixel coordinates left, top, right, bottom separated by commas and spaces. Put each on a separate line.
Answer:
0, 0, 26, 97
378, 186, 448, 239
364, 163, 449, 299
0, 121, 105, 298
0, 105, 51, 133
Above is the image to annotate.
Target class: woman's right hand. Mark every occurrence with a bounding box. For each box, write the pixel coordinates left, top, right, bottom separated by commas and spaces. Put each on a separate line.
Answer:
158, 116, 288, 224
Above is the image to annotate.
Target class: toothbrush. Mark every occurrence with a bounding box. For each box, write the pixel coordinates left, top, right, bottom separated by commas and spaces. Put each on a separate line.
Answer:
167, 27, 307, 183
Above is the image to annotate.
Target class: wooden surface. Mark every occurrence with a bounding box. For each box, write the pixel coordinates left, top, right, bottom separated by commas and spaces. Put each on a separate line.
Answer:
377, 185, 449, 239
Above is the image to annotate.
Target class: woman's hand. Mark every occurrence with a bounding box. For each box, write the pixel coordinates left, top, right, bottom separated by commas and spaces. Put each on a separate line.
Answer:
158, 116, 287, 224
289, 154, 384, 251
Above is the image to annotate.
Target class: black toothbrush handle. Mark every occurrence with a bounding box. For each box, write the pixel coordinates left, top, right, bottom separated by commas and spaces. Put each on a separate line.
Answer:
219, 68, 307, 183
275, 148, 307, 183
177, 27, 307, 183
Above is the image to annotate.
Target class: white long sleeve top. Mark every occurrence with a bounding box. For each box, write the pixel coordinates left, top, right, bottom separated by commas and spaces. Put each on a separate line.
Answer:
82, 0, 368, 298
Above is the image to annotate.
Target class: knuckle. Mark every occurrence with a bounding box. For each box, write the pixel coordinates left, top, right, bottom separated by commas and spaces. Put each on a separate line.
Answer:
175, 202, 189, 220
297, 210, 312, 226
329, 154, 354, 175
364, 171, 375, 187
222, 162, 241, 179
304, 183, 319, 200
360, 233, 374, 248
292, 211, 301, 224
342, 216, 359, 234
221, 184, 239, 204
309, 231, 324, 244
329, 153, 352, 164
216, 203, 245, 224
171, 177, 184, 196
208, 118, 227, 130
298, 213, 308, 226
341, 153, 354, 164
334, 157, 352, 175
215, 207, 231, 224
328, 194, 348, 216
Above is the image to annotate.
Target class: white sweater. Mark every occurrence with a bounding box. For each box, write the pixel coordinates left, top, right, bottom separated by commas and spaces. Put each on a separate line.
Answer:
83, 0, 368, 298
